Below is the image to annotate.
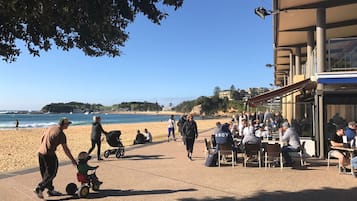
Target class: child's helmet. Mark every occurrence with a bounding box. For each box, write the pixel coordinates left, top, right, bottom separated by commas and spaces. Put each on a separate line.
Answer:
78, 151, 89, 160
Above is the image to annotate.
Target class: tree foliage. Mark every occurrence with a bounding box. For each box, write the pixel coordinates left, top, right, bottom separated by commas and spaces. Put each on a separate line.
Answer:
0, 0, 183, 62
113, 101, 161, 111
213, 86, 221, 97
41, 101, 103, 113
175, 96, 233, 115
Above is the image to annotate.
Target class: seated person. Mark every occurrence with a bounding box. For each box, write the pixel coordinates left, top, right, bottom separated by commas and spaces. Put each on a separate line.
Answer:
214, 123, 236, 161
240, 128, 261, 151
255, 123, 269, 139
77, 151, 102, 184
133, 130, 146, 145
143, 128, 153, 143
344, 121, 356, 142
214, 123, 234, 148
330, 125, 350, 171
279, 122, 301, 166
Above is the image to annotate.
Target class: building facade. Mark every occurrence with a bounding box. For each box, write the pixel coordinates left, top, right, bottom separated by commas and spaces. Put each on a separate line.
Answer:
248, 0, 357, 158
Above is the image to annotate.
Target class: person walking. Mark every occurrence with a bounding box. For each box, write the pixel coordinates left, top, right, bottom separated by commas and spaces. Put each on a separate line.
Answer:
34, 117, 77, 199
177, 114, 187, 145
88, 116, 108, 161
182, 114, 198, 160
15, 119, 19, 130
167, 114, 176, 142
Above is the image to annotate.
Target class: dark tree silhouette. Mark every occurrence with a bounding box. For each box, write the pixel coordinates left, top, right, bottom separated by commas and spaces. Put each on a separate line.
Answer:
0, 0, 183, 62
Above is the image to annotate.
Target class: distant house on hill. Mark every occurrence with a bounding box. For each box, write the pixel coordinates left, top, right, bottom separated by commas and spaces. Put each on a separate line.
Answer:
219, 90, 234, 100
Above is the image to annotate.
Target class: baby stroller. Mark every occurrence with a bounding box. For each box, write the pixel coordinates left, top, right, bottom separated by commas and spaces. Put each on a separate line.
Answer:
103, 130, 125, 158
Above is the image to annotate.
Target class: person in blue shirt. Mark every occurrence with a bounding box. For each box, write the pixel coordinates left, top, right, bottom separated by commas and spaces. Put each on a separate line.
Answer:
214, 123, 234, 148
344, 121, 356, 141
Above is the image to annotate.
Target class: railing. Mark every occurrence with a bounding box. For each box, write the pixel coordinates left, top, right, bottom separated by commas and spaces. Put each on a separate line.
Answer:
328, 37, 357, 72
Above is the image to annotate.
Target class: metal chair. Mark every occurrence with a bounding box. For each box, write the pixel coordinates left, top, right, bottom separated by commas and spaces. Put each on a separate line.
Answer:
289, 141, 307, 166
264, 143, 283, 171
204, 138, 215, 159
327, 139, 340, 171
217, 143, 235, 167
243, 143, 261, 168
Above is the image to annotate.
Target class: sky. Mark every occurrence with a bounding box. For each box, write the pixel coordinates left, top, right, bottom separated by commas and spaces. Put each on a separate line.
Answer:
0, 0, 274, 110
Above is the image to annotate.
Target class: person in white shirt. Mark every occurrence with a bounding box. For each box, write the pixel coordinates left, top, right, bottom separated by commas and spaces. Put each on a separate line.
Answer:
143, 128, 152, 143
167, 115, 176, 142
255, 124, 269, 138
279, 122, 301, 166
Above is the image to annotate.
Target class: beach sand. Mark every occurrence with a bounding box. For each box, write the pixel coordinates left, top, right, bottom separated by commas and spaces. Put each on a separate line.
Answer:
0, 117, 230, 173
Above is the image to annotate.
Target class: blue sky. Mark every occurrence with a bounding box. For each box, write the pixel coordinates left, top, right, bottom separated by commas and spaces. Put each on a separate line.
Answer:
0, 0, 274, 110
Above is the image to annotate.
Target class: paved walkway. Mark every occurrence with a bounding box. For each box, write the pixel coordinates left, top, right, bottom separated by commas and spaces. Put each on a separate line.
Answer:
1, 128, 357, 201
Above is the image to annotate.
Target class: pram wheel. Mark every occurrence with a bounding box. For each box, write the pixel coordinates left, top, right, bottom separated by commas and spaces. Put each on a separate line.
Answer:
115, 148, 125, 158
104, 150, 110, 158
115, 151, 122, 158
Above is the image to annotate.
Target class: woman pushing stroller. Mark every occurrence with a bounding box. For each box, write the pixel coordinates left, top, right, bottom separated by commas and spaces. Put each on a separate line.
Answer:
88, 116, 108, 161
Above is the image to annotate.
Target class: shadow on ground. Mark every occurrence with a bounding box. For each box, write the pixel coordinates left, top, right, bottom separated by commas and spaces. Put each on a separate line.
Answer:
177, 187, 357, 201
122, 154, 173, 160
52, 188, 197, 200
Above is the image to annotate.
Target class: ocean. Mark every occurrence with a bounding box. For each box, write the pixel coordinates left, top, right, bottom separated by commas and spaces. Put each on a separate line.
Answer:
0, 113, 179, 130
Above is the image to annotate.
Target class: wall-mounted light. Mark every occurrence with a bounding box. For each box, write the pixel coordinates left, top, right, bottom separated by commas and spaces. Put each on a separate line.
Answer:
254, 6, 286, 19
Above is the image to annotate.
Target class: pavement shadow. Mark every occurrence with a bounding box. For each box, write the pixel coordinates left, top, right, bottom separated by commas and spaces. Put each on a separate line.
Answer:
51, 188, 197, 200
122, 154, 173, 160
177, 187, 357, 201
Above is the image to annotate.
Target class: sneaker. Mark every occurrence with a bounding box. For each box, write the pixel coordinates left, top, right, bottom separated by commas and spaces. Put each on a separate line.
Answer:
47, 189, 62, 196
98, 158, 103, 161
34, 187, 44, 199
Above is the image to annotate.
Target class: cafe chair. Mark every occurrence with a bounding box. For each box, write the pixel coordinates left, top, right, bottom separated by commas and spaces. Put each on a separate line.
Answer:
204, 138, 215, 159
243, 144, 261, 168
289, 141, 307, 166
264, 143, 283, 171
326, 139, 340, 171
217, 143, 235, 168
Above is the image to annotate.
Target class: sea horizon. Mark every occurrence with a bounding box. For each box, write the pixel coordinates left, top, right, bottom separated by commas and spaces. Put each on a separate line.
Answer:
0, 113, 181, 130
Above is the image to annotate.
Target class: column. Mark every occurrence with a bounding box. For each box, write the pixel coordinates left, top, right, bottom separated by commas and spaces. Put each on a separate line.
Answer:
316, 7, 326, 158
306, 31, 314, 77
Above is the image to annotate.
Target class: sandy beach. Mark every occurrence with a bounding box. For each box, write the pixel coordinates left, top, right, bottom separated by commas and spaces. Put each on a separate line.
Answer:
0, 117, 230, 174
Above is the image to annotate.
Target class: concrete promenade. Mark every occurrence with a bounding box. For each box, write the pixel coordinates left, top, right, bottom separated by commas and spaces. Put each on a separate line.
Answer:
1, 128, 356, 201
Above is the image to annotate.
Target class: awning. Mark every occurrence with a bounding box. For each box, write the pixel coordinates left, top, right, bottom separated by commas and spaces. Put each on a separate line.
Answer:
317, 72, 357, 84
247, 78, 315, 106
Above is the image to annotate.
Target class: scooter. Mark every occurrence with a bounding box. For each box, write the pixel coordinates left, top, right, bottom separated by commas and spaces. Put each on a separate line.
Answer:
66, 169, 102, 198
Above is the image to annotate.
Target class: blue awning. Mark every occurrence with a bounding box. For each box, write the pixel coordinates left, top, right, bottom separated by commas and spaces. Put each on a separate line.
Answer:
316, 72, 357, 84
318, 77, 357, 84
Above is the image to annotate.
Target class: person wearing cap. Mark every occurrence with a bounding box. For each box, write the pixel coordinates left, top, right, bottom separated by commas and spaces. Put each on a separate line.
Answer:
330, 125, 350, 171
34, 117, 77, 199
88, 116, 108, 161
344, 121, 356, 141
279, 121, 301, 166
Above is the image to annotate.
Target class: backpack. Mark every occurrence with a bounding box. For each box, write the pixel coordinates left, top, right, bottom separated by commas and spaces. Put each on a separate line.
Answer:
205, 152, 218, 167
